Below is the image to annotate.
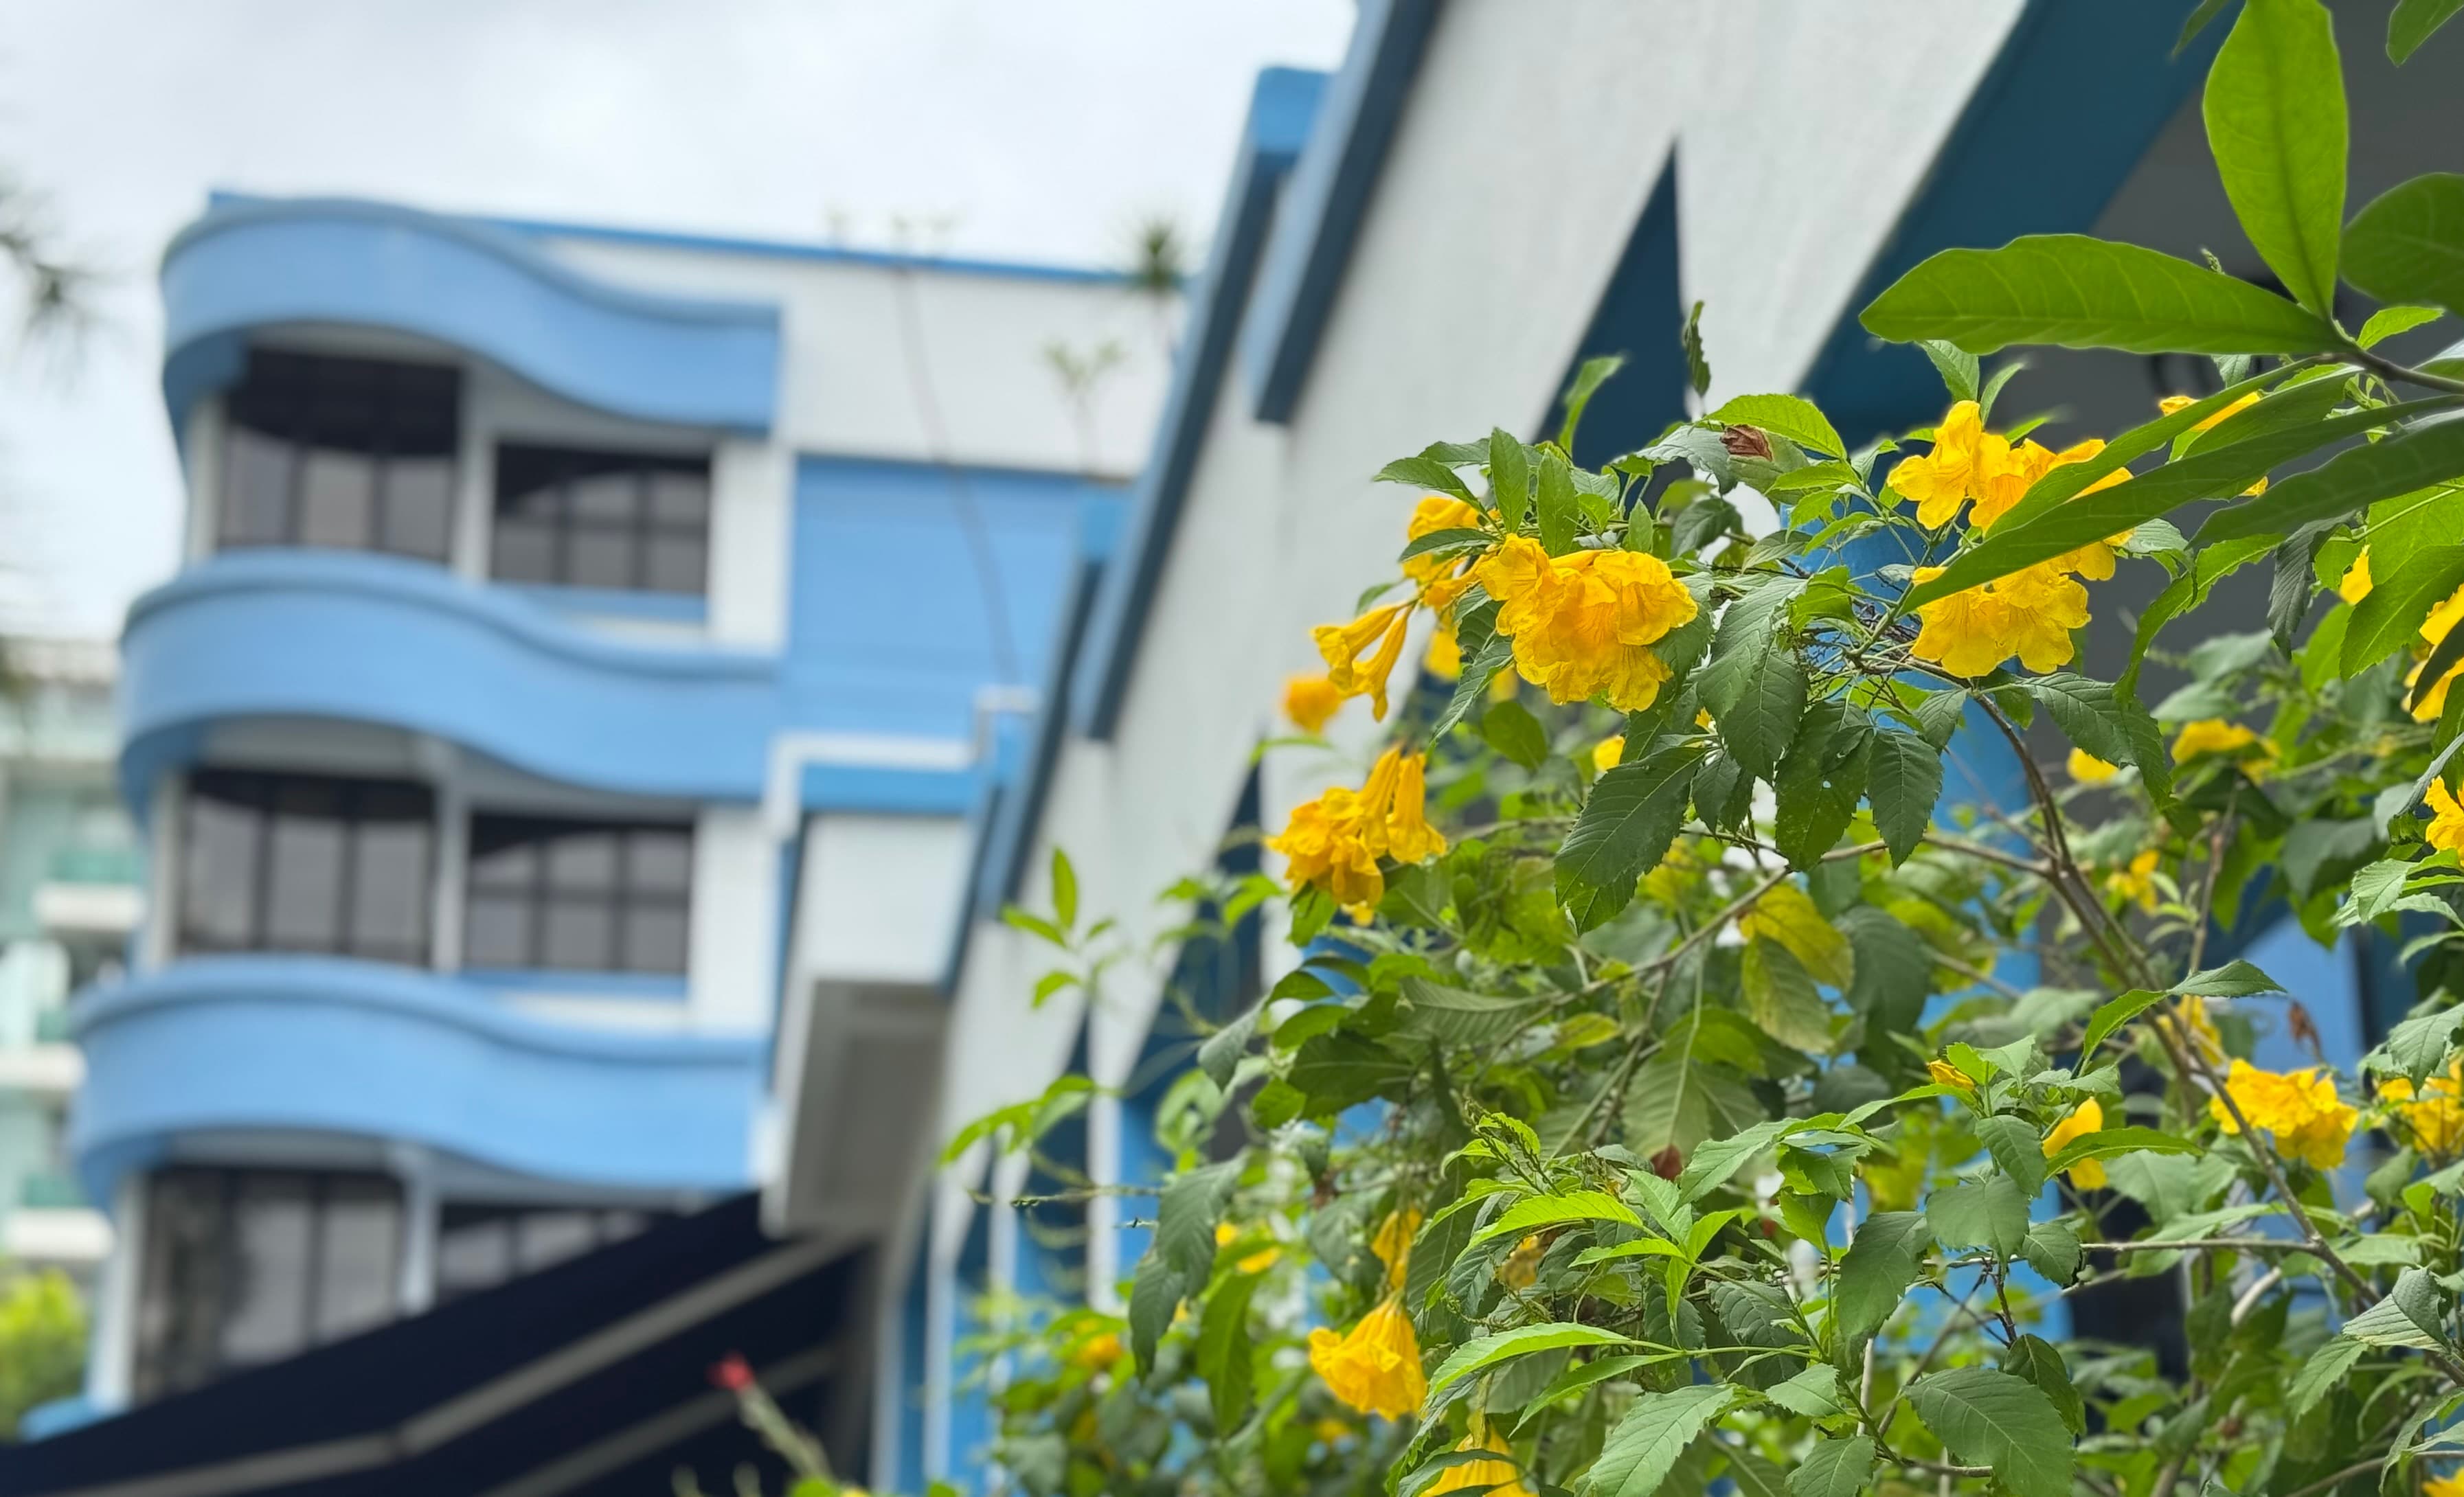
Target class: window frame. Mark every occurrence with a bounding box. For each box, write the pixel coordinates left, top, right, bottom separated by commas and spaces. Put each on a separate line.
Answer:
216, 347, 463, 563
178, 768, 438, 966
461, 813, 694, 979
487, 441, 713, 598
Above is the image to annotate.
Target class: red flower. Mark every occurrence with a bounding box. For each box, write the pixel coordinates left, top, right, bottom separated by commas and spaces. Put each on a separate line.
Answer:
1649, 1145, 1683, 1180
710, 1353, 754, 1392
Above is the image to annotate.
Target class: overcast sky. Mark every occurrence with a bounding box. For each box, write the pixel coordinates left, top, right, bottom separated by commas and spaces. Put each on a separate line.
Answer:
0, 0, 1353, 638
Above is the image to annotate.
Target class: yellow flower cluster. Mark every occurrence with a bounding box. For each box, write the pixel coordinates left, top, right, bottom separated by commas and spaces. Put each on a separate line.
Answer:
2172, 718, 2276, 778
1214, 1220, 1282, 1275
1899, 401, 2129, 678
1371, 1206, 1422, 1291
2381, 1062, 2464, 1156
1471, 535, 1698, 711
2041, 1098, 2107, 1189
1267, 746, 1447, 913
1310, 496, 1484, 722
1282, 672, 1345, 733
2410, 581, 2464, 722
1430, 1424, 1534, 1497
2156, 392, 2270, 496
2428, 779, 2464, 856
2107, 848, 2162, 912
2208, 1059, 2358, 1169
1308, 1209, 1428, 1419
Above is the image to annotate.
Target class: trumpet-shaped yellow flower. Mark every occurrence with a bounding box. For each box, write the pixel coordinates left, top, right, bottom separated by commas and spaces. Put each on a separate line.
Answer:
1927, 1057, 1977, 1094
2042, 1098, 2108, 1189
1313, 604, 1412, 720
2173, 996, 2226, 1064
2107, 849, 2161, 912
1430, 1424, 1534, 1497
1971, 435, 2132, 536
1283, 672, 1344, 733
1268, 746, 1448, 913
1425, 624, 1462, 681
2338, 548, 2373, 605
1307, 1296, 1425, 1419
2171, 719, 2274, 778
2427, 779, 2464, 856
1892, 401, 1994, 528
2208, 1059, 2358, 1170
2422, 1468, 2464, 1497
1372, 1207, 1423, 1291
1592, 735, 1625, 774
2159, 391, 2261, 432
1908, 562, 2088, 677
2068, 748, 2120, 784
1403, 495, 1482, 588
2381, 1062, 2464, 1156
2408, 583, 2464, 722
1472, 536, 1697, 711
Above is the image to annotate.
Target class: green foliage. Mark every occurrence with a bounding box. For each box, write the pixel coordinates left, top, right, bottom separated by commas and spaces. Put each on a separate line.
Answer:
951, 17, 2464, 1497
0, 1268, 84, 1440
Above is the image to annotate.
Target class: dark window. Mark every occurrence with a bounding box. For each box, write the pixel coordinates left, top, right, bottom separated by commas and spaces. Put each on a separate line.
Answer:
180, 770, 436, 964
490, 443, 710, 595
433, 1202, 663, 1303
218, 349, 461, 562
135, 1167, 403, 1399
464, 815, 692, 974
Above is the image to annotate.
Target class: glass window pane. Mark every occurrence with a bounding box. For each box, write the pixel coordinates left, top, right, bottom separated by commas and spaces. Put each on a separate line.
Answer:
545, 832, 618, 891
436, 1211, 513, 1301
468, 837, 537, 892
514, 1211, 599, 1272
567, 526, 633, 589
381, 457, 455, 561
542, 898, 615, 970
567, 470, 638, 523
644, 533, 706, 595
297, 449, 376, 549
182, 795, 260, 950
221, 428, 294, 547
138, 1172, 228, 1399
621, 905, 689, 974
648, 470, 708, 523
219, 1176, 313, 1367
628, 830, 692, 893
264, 812, 345, 951
349, 822, 431, 959
314, 1182, 400, 1340
490, 519, 555, 583
463, 891, 532, 968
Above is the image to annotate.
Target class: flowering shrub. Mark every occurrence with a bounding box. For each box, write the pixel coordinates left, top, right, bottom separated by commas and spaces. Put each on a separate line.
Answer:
960, 6, 2464, 1497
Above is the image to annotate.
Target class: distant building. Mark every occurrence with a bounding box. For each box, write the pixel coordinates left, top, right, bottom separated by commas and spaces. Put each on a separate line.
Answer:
0, 639, 142, 1284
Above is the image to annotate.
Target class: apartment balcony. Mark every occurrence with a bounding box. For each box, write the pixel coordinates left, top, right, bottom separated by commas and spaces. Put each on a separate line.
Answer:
66, 955, 763, 1209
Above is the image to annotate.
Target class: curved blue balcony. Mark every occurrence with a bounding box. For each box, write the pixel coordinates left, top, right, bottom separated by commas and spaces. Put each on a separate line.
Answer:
161, 195, 779, 435
68, 956, 763, 1204
121, 549, 785, 808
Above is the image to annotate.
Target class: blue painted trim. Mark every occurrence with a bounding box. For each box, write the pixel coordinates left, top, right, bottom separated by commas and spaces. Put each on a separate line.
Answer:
501, 583, 710, 625
458, 968, 691, 1000
1236, 0, 1438, 424
67, 955, 762, 1204
1067, 67, 1327, 738
161, 195, 781, 437
1798, 0, 2220, 444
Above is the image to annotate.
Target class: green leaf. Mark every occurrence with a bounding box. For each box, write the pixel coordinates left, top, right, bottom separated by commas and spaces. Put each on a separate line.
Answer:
1865, 727, 1943, 867
1481, 696, 1550, 770
2390, 0, 2464, 60
2022, 1219, 2083, 1284
1858, 233, 2338, 356
1764, 1363, 1850, 1419
2175, 0, 2235, 54
1833, 1211, 1932, 1343
1398, 525, 1495, 564
2288, 1336, 2367, 1417
1743, 939, 1833, 1051
1469, 1187, 1644, 1247
1676, 1118, 1794, 1200
1681, 299, 1711, 402
2018, 674, 2172, 802
2340, 1266, 2451, 1349
1557, 744, 1704, 929
2348, 543, 2464, 674
1773, 709, 1868, 869
1399, 979, 1543, 1047
2347, 173, 2464, 319
1788, 1437, 1875, 1497
2124, 536, 2279, 701
1907, 1367, 2075, 1497
1842, 906, 1932, 1047
1287, 1033, 1415, 1116
1491, 427, 1531, 527
1625, 1050, 1767, 1159
2203, 411, 2464, 542
2078, 989, 2169, 1064
1537, 448, 1580, 556
1127, 1250, 1179, 1372
1522, 1353, 1653, 1415
1376, 454, 1478, 506
1974, 1115, 2049, 1196
1197, 1007, 1256, 1090
1432, 632, 1515, 744
2205, 0, 2347, 317
2361, 305, 2447, 347
1927, 1176, 2033, 1259
2377, 1005, 2464, 1089
1917, 340, 1982, 402
1425, 1322, 1634, 1402
1719, 654, 1809, 784
1196, 1272, 1258, 1430
1156, 1161, 1238, 1294
1582, 1382, 1741, 1497
2044, 1127, 2200, 1178
1709, 393, 1846, 459
2004, 1334, 2086, 1436
1912, 400, 2452, 610
2174, 959, 2283, 996
1559, 355, 1627, 451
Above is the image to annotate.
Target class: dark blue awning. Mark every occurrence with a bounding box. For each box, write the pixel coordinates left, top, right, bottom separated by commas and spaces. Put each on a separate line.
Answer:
0, 1196, 871, 1497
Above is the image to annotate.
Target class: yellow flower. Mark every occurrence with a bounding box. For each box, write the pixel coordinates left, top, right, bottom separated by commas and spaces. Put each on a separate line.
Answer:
2159, 391, 2261, 433
2381, 1062, 2464, 1156
1403, 495, 1483, 591
1425, 624, 1462, 681
1496, 1233, 1546, 1291
2173, 996, 2226, 1064
1372, 1207, 1423, 1292
1267, 746, 1448, 913
2428, 779, 2464, 855
1313, 604, 1412, 721
2107, 849, 2161, 913
2068, 748, 2119, 784
2171, 718, 2274, 777
2423, 1469, 2464, 1497
1430, 1425, 1534, 1497
1216, 1220, 1283, 1274
2208, 1059, 2358, 1170
1971, 435, 2131, 534
1473, 536, 1697, 712
1307, 1296, 1425, 1419
2408, 583, 2464, 722
1927, 1057, 1977, 1094
1909, 561, 2088, 677
1283, 672, 1344, 733
1892, 401, 1993, 528
1311, 1417, 1353, 1445
1592, 735, 1625, 773
2041, 1098, 2107, 1189
1996, 564, 2091, 672
1072, 1331, 1124, 1369
2339, 548, 2373, 605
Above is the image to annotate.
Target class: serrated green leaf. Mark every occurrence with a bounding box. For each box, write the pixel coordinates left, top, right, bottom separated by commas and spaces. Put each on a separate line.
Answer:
1907, 1367, 2075, 1497
2340, 1266, 2450, 1348
1537, 447, 1580, 556
1196, 1272, 1258, 1430
1557, 744, 1704, 924
1974, 1115, 2049, 1196
2022, 1219, 2082, 1284
1709, 393, 1846, 459
1865, 727, 1942, 866
1399, 978, 1543, 1047
1287, 1033, 1415, 1116
1469, 1188, 1644, 1247
1743, 939, 1833, 1051
2346, 173, 2464, 318
1432, 632, 1515, 743
1859, 233, 2337, 356
1927, 1176, 2033, 1259
1682, 300, 1711, 402
1582, 1382, 1741, 1497
2078, 988, 2169, 1064
2288, 1336, 2367, 1416
1764, 1363, 1849, 1419
2044, 1126, 2200, 1177
1697, 578, 1806, 718
1833, 1211, 1931, 1343
2004, 1334, 2086, 1436
1482, 696, 1550, 769
2174, 959, 2283, 996
1425, 1322, 1634, 1403
2205, 0, 2346, 317
1198, 1007, 1256, 1090
1676, 1118, 1794, 1200
1127, 1250, 1179, 1371
2361, 305, 2447, 348
1788, 1437, 1875, 1497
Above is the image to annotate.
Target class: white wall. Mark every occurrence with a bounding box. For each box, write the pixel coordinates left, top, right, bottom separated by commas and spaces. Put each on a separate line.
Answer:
688, 804, 779, 1034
